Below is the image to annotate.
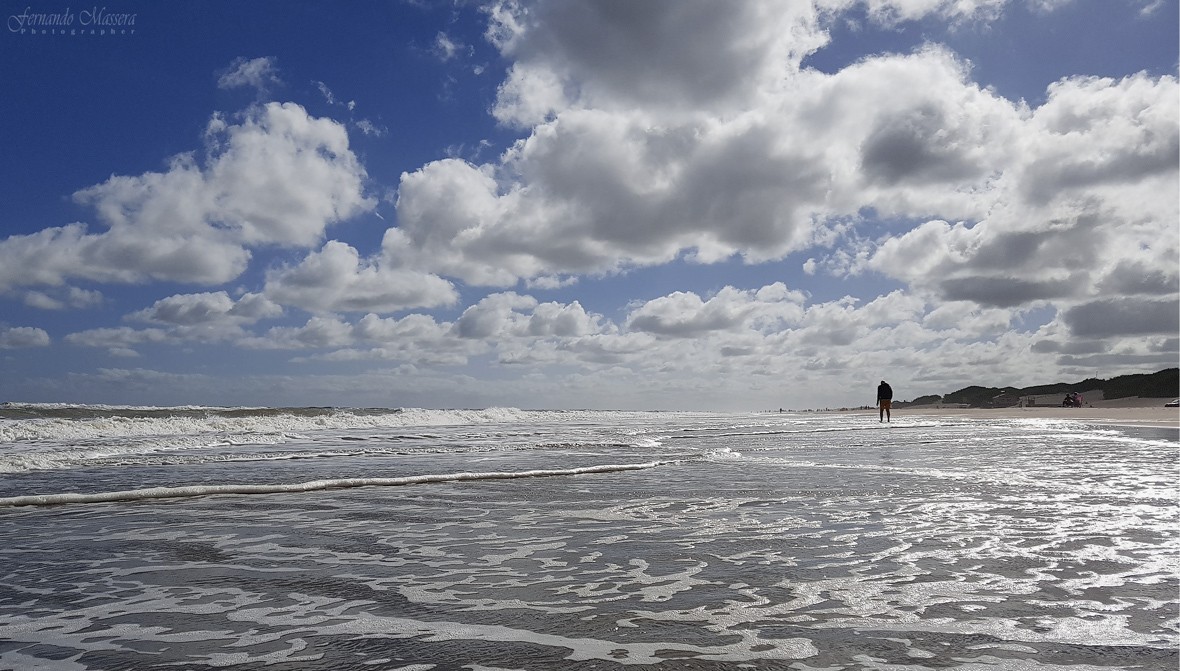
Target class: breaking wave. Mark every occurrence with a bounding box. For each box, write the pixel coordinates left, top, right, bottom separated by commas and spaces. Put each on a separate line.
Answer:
0, 460, 671, 507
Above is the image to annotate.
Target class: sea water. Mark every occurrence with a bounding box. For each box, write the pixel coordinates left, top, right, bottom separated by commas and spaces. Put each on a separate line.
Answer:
0, 404, 1176, 670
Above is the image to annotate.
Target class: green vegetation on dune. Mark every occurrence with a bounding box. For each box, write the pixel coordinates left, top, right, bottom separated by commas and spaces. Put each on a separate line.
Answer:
919, 368, 1178, 407
940, 386, 1021, 406
1099, 369, 1180, 400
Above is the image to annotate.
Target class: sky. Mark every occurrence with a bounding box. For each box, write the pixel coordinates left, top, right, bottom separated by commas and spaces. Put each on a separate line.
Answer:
0, 0, 1177, 411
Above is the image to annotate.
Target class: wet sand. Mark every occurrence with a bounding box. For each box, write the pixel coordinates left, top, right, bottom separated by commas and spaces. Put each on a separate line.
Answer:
890, 401, 1179, 428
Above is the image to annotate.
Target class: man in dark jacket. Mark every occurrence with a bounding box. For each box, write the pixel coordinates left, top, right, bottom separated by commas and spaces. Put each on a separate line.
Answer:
877, 380, 893, 423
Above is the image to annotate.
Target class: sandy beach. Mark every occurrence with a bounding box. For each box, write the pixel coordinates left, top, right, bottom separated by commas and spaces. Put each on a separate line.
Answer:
890, 399, 1179, 428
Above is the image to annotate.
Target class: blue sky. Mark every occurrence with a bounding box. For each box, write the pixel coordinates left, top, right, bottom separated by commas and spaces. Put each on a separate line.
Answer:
1, 0, 1176, 410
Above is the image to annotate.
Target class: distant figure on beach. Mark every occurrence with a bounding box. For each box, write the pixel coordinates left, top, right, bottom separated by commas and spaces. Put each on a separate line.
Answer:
877, 380, 893, 423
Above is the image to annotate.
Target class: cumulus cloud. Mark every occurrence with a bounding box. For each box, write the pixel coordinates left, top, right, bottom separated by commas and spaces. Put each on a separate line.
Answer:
128, 291, 282, 325
396, 3, 836, 283
1063, 298, 1180, 338
1097, 260, 1179, 296
626, 284, 805, 337
64, 292, 282, 356
391, 108, 831, 284
264, 241, 458, 314
390, 1, 1176, 328
0, 221, 251, 290
231, 285, 808, 379
0, 102, 372, 293
0, 326, 50, 348
378, 0, 1177, 392
456, 293, 542, 339
851, 0, 1009, 25
191, 103, 373, 246
859, 102, 990, 186
65, 326, 170, 351
23, 287, 103, 311
455, 292, 608, 339
240, 312, 486, 367
254, 284, 921, 384
62, 276, 1176, 407
393, 9, 1035, 288
487, 1, 828, 117
1017, 73, 1179, 205
867, 136, 1176, 312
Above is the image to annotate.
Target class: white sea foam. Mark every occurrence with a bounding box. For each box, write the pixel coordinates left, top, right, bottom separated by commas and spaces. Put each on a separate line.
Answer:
0, 461, 671, 507
0, 405, 690, 474
1, 410, 1175, 668
0, 405, 671, 444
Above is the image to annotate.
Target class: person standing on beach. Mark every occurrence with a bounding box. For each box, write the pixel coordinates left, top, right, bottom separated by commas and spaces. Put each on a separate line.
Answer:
877, 380, 893, 423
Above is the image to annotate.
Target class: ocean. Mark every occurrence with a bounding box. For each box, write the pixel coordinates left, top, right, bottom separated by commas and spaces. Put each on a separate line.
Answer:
0, 404, 1176, 670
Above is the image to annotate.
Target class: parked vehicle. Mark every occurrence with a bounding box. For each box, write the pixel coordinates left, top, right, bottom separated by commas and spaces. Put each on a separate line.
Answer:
1165, 399, 1179, 408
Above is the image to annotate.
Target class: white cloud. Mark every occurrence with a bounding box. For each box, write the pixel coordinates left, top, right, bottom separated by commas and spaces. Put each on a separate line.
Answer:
390, 2, 859, 285
0, 326, 50, 348
526, 300, 607, 337
455, 292, 542, 338
23, 287, 103, 310
129, 292, 237, 325
354, 119, 387, 137
0, 221, 252, 290
1136, 0, 1166, 16
63, 292, 283, 356
393, 15, 1033, 288
64, 326, 170, 351
394, 1, 1174, 313
921, 302, 1011, 335
269, 315, 355, 349
197, 103, 374, 246
492, 64, 567, 127
383, 0, 1176, 389
853, 0, 1009, 25
240, 312, 486, 367
1017, 73, 1179, 205
315, 80, 340, 105
128, 291, 282, 325
433, 32, 469, 61
855, 68, 1178, 319
626, 284, 805, 338
486, 1, 828, 114
60, 277, 1176, 408
264, 241, 458, 314
0, 102, 373, 293
353, 313, 456, 346
1063, 298, 1180, 338
392, 107, 834, 283
316, 80, 386, 136
218, 56, 282, 92
388, 159, 520, 286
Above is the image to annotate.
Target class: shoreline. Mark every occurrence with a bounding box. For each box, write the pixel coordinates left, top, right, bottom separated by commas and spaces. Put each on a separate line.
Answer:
879, 405, 1179, 429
